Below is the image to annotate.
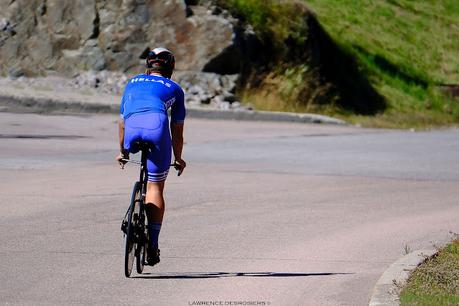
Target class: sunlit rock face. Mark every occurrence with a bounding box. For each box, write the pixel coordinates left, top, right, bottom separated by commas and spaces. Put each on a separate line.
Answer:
0, 0, 238, 77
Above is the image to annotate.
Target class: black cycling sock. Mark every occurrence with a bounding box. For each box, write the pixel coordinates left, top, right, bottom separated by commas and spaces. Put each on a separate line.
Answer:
148, 222, 162, 250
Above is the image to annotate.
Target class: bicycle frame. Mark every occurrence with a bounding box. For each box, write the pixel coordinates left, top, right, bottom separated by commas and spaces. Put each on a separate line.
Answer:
121, 144, 150, 207
139, 145, 149, 206
121, 144, 179, 276
121, 144, 150, 252
121, 145, 178, 224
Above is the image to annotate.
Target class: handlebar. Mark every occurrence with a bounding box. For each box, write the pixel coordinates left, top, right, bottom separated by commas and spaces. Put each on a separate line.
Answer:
120, 158, 141, 165
120, 158, 179, 168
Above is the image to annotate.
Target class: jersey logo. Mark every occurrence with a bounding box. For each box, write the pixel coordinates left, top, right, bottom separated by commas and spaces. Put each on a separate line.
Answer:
164, 97, 176, 108
130, 77, 172, 88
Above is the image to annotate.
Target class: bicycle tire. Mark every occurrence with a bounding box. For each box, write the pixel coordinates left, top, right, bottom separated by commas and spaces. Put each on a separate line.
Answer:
135, 211, 147, 274
124, 181, 140, 278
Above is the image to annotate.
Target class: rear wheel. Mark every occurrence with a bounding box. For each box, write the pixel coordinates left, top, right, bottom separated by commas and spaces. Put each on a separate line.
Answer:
124, 182, 141, 278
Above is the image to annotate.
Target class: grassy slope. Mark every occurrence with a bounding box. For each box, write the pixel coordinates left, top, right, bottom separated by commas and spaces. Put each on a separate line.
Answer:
303, 0, 459, 128
400, 239, 459, 305
226, 0, 459, 128
306, 1, 459, 83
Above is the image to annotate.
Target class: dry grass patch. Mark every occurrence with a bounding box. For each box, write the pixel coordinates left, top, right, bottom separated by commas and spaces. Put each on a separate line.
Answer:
401, 238, 459, 305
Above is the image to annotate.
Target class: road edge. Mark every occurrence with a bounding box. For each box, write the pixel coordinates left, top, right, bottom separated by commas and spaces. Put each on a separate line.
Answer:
368, 248, 438, 306
0, 93, 347, 125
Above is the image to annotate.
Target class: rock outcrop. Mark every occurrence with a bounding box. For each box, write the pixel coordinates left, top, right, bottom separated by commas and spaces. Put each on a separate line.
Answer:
71, 69, 242, 110
0, 0, 239, 77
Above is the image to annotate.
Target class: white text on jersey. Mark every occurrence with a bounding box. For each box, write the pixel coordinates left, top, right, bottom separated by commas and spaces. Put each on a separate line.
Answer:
130, 77, 172, 88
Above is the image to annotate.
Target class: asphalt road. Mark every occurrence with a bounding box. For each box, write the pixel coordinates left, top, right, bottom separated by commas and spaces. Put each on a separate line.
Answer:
1, 112, 458, 305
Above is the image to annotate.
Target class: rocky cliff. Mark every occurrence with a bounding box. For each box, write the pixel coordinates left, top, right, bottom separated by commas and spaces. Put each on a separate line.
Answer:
0, 0, 239, 77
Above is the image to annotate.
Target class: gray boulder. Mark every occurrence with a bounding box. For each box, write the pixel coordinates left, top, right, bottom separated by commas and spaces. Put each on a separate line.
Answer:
0, 0, 241, 77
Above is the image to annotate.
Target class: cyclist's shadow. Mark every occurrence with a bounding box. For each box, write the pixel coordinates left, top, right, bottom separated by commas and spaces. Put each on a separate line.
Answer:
132, 271, 352, 279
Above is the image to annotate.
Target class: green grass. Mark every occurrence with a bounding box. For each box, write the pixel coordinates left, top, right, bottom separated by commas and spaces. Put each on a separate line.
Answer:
305, 0, 459, 84
222, 0, 459, 128
217, 0, 310, 57
301, 0, 459, 127
400, 239, 459, 305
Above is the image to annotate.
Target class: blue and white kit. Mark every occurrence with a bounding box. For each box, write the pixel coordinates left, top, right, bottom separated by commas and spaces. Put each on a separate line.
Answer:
120, 74, 186, 182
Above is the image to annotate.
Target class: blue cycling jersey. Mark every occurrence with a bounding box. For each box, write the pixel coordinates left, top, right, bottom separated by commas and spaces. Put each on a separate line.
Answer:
120, 74, 186, 124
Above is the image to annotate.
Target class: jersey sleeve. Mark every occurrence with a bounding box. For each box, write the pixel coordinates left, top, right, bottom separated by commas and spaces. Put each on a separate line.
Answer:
171, 87, 186, 124
120, 80, 133, 119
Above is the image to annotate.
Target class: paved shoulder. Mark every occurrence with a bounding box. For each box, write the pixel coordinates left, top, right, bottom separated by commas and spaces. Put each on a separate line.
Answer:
0, 77, 345, 124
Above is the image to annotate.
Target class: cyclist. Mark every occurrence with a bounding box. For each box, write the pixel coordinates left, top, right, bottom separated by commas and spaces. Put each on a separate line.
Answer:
116, 47, 186, 266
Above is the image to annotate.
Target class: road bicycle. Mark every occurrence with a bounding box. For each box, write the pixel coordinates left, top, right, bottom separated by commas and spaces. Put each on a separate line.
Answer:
120, 142, 177, 278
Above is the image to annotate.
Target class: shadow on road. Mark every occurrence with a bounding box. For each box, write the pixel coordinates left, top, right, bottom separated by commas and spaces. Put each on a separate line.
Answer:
132, 271, 353, 279
0, 134, 89, 139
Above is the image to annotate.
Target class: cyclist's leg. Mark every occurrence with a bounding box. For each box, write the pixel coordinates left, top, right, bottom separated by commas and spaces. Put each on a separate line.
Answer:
125, 112, 170, 223
145, 181, 165, 222
142, 112, 171, 217
141, 113, 171, 261
145, 180, 165, 260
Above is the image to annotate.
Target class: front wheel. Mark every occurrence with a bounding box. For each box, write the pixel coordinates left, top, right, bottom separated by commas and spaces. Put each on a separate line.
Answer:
124, 181, 141, 278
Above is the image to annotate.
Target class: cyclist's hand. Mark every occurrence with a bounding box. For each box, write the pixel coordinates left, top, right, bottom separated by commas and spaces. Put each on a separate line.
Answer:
116, 150, 129, 169
173, 158, 186, 176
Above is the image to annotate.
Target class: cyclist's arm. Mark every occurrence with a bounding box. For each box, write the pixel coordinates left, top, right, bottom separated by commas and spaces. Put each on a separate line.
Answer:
118, 118, 127, 154
115, 117, 128, 168
170, 87, 186, 174
170, 122, 184, 161
118, 92, 129, 156
170, 122, 186, 175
